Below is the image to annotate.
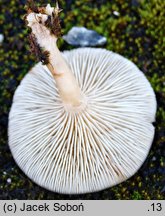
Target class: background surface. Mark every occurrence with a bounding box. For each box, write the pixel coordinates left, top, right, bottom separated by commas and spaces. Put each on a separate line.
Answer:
0, 0, 164, 199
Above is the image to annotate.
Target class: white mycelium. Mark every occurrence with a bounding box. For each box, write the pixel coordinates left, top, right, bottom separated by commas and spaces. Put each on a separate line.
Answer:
9, 48, 156, 194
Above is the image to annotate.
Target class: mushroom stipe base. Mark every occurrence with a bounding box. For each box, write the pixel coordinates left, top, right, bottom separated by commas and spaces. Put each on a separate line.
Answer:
8, 48, 156, 194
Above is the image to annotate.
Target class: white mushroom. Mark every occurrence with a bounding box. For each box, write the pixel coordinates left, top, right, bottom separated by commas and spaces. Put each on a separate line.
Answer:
8, 3, 156, 194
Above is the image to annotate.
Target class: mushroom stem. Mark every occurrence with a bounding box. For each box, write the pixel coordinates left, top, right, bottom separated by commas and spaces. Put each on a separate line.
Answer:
26, 3, 83, 107
45, 37, 83, 107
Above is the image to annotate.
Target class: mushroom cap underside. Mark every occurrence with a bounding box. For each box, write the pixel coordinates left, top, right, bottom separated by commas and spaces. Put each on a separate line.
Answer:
8, 48, 157, 194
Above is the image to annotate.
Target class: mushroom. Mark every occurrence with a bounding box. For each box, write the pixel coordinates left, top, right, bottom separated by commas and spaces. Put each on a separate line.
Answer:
8, 2, 157, 194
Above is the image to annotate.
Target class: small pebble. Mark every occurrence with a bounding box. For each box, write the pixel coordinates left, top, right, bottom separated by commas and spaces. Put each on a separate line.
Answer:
0, 34, 4, 43
152, 156, 156, 161
113, 11, 120, 16
7, 178, 11, 184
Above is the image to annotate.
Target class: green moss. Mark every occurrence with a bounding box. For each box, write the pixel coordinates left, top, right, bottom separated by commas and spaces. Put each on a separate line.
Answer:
0, 0, 164, 200
139, 0, 165, 73
131, 191, 142, 200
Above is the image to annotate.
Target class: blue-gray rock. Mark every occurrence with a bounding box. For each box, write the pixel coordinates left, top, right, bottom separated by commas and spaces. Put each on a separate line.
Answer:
63, 27, 107, 47
0, 34, 4, 43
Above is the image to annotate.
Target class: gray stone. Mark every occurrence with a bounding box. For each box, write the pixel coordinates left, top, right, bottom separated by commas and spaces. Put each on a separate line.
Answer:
152, 156, 156, 161
63, 27, 107, 47
113, 11, 120, 16
0, 34, 4, 43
